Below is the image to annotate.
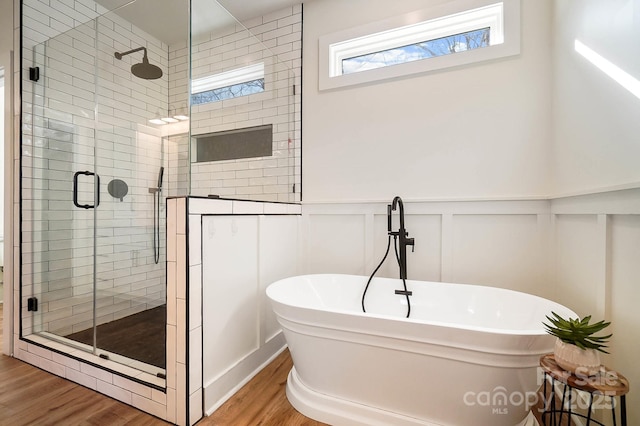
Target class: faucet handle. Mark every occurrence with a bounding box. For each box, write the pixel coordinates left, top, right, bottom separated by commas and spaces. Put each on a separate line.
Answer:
406, 237, 415, 252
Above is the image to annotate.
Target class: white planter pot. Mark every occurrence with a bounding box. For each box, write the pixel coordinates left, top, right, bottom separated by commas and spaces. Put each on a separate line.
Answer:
554, 338, 602, 376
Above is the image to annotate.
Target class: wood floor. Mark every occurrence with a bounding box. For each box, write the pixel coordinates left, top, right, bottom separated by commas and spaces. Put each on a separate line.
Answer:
204, 351, 325, 426
0, 303, 322, 425
0, 304, 161, 425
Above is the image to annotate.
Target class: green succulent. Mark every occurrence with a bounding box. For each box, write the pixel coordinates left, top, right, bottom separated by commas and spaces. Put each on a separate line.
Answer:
543, 311, 612, 354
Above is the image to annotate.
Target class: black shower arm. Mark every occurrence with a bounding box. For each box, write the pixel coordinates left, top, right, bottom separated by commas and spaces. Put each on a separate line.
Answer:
115, 46, 147, 60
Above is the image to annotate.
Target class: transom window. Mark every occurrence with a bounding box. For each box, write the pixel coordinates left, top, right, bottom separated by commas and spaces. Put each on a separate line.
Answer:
191, 63, 265, 105
319, 0, 520, 90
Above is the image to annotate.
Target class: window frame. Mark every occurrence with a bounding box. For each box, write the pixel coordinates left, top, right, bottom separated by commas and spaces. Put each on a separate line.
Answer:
318, 0, 521, 91
340, 27, 493, 76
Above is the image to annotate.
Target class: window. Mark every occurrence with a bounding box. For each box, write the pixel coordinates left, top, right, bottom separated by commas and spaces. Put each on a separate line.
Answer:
341, 27, 492, 75
319, 0, 520, 90
191, 63, 264, 105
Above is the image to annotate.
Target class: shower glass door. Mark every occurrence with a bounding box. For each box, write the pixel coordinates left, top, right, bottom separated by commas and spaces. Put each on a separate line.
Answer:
22, 19, 101, 348
21, 4, 168, 380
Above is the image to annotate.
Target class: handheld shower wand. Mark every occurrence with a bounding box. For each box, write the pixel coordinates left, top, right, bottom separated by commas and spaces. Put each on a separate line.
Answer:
157, 166, 164, 190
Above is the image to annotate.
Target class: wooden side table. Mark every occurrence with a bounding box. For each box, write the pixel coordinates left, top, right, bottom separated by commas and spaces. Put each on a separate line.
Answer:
539, 354, 629, 426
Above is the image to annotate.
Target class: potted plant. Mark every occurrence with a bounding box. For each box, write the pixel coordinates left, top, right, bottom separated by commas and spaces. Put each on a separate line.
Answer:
543, 312, 612, 376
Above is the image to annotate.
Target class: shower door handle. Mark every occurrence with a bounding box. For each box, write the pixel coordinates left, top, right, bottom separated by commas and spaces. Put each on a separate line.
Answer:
73, 171, 100, 209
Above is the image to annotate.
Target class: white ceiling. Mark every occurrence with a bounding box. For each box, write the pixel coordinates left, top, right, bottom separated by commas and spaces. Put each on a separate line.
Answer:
95, 0, 188, 45
95, 0, 303, 45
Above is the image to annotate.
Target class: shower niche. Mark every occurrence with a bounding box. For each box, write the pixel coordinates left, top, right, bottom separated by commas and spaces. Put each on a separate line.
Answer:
20, 0, 301, 417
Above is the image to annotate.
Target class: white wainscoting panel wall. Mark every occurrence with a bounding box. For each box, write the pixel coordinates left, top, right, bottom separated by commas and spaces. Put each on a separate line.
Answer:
451, 214, 544, 295
549, 189, 640, 424
373, 213, 442, 283
303, 200, 553, 298
195, 198, 301, 418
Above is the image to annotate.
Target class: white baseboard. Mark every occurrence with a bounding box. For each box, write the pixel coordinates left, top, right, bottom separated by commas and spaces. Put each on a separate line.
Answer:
203, 331, 286, 416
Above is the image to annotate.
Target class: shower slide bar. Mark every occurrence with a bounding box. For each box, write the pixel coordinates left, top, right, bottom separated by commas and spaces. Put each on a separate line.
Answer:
149, 166, 164, 264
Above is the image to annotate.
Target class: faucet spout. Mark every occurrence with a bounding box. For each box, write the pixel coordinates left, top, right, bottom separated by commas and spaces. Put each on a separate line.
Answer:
391, 196, 405, 232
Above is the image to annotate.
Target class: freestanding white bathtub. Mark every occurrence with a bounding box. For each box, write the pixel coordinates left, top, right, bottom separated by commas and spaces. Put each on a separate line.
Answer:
266, 274, 577, 426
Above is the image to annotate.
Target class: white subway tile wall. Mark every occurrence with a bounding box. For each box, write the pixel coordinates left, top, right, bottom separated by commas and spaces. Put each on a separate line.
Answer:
169, 5, 302, 202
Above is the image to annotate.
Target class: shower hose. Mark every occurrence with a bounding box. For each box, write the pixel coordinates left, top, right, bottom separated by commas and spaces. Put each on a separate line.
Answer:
361, 234, 412, 318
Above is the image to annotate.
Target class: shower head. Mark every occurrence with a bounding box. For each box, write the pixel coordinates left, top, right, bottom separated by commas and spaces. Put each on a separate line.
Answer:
114, 47, 163, 80
131, 54, 163, 80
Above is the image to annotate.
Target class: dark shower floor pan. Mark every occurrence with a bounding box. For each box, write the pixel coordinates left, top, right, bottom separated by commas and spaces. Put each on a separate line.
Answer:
65, 305, 166, 370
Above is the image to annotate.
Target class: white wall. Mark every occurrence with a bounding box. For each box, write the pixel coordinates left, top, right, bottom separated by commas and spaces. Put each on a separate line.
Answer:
302, 0, 552, 203
552, 0, 640, 196
201, 213, 299, 415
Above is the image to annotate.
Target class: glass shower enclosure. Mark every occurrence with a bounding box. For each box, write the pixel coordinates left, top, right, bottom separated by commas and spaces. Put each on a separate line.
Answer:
20, 0, 299, 389
21, 2, 180, 381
